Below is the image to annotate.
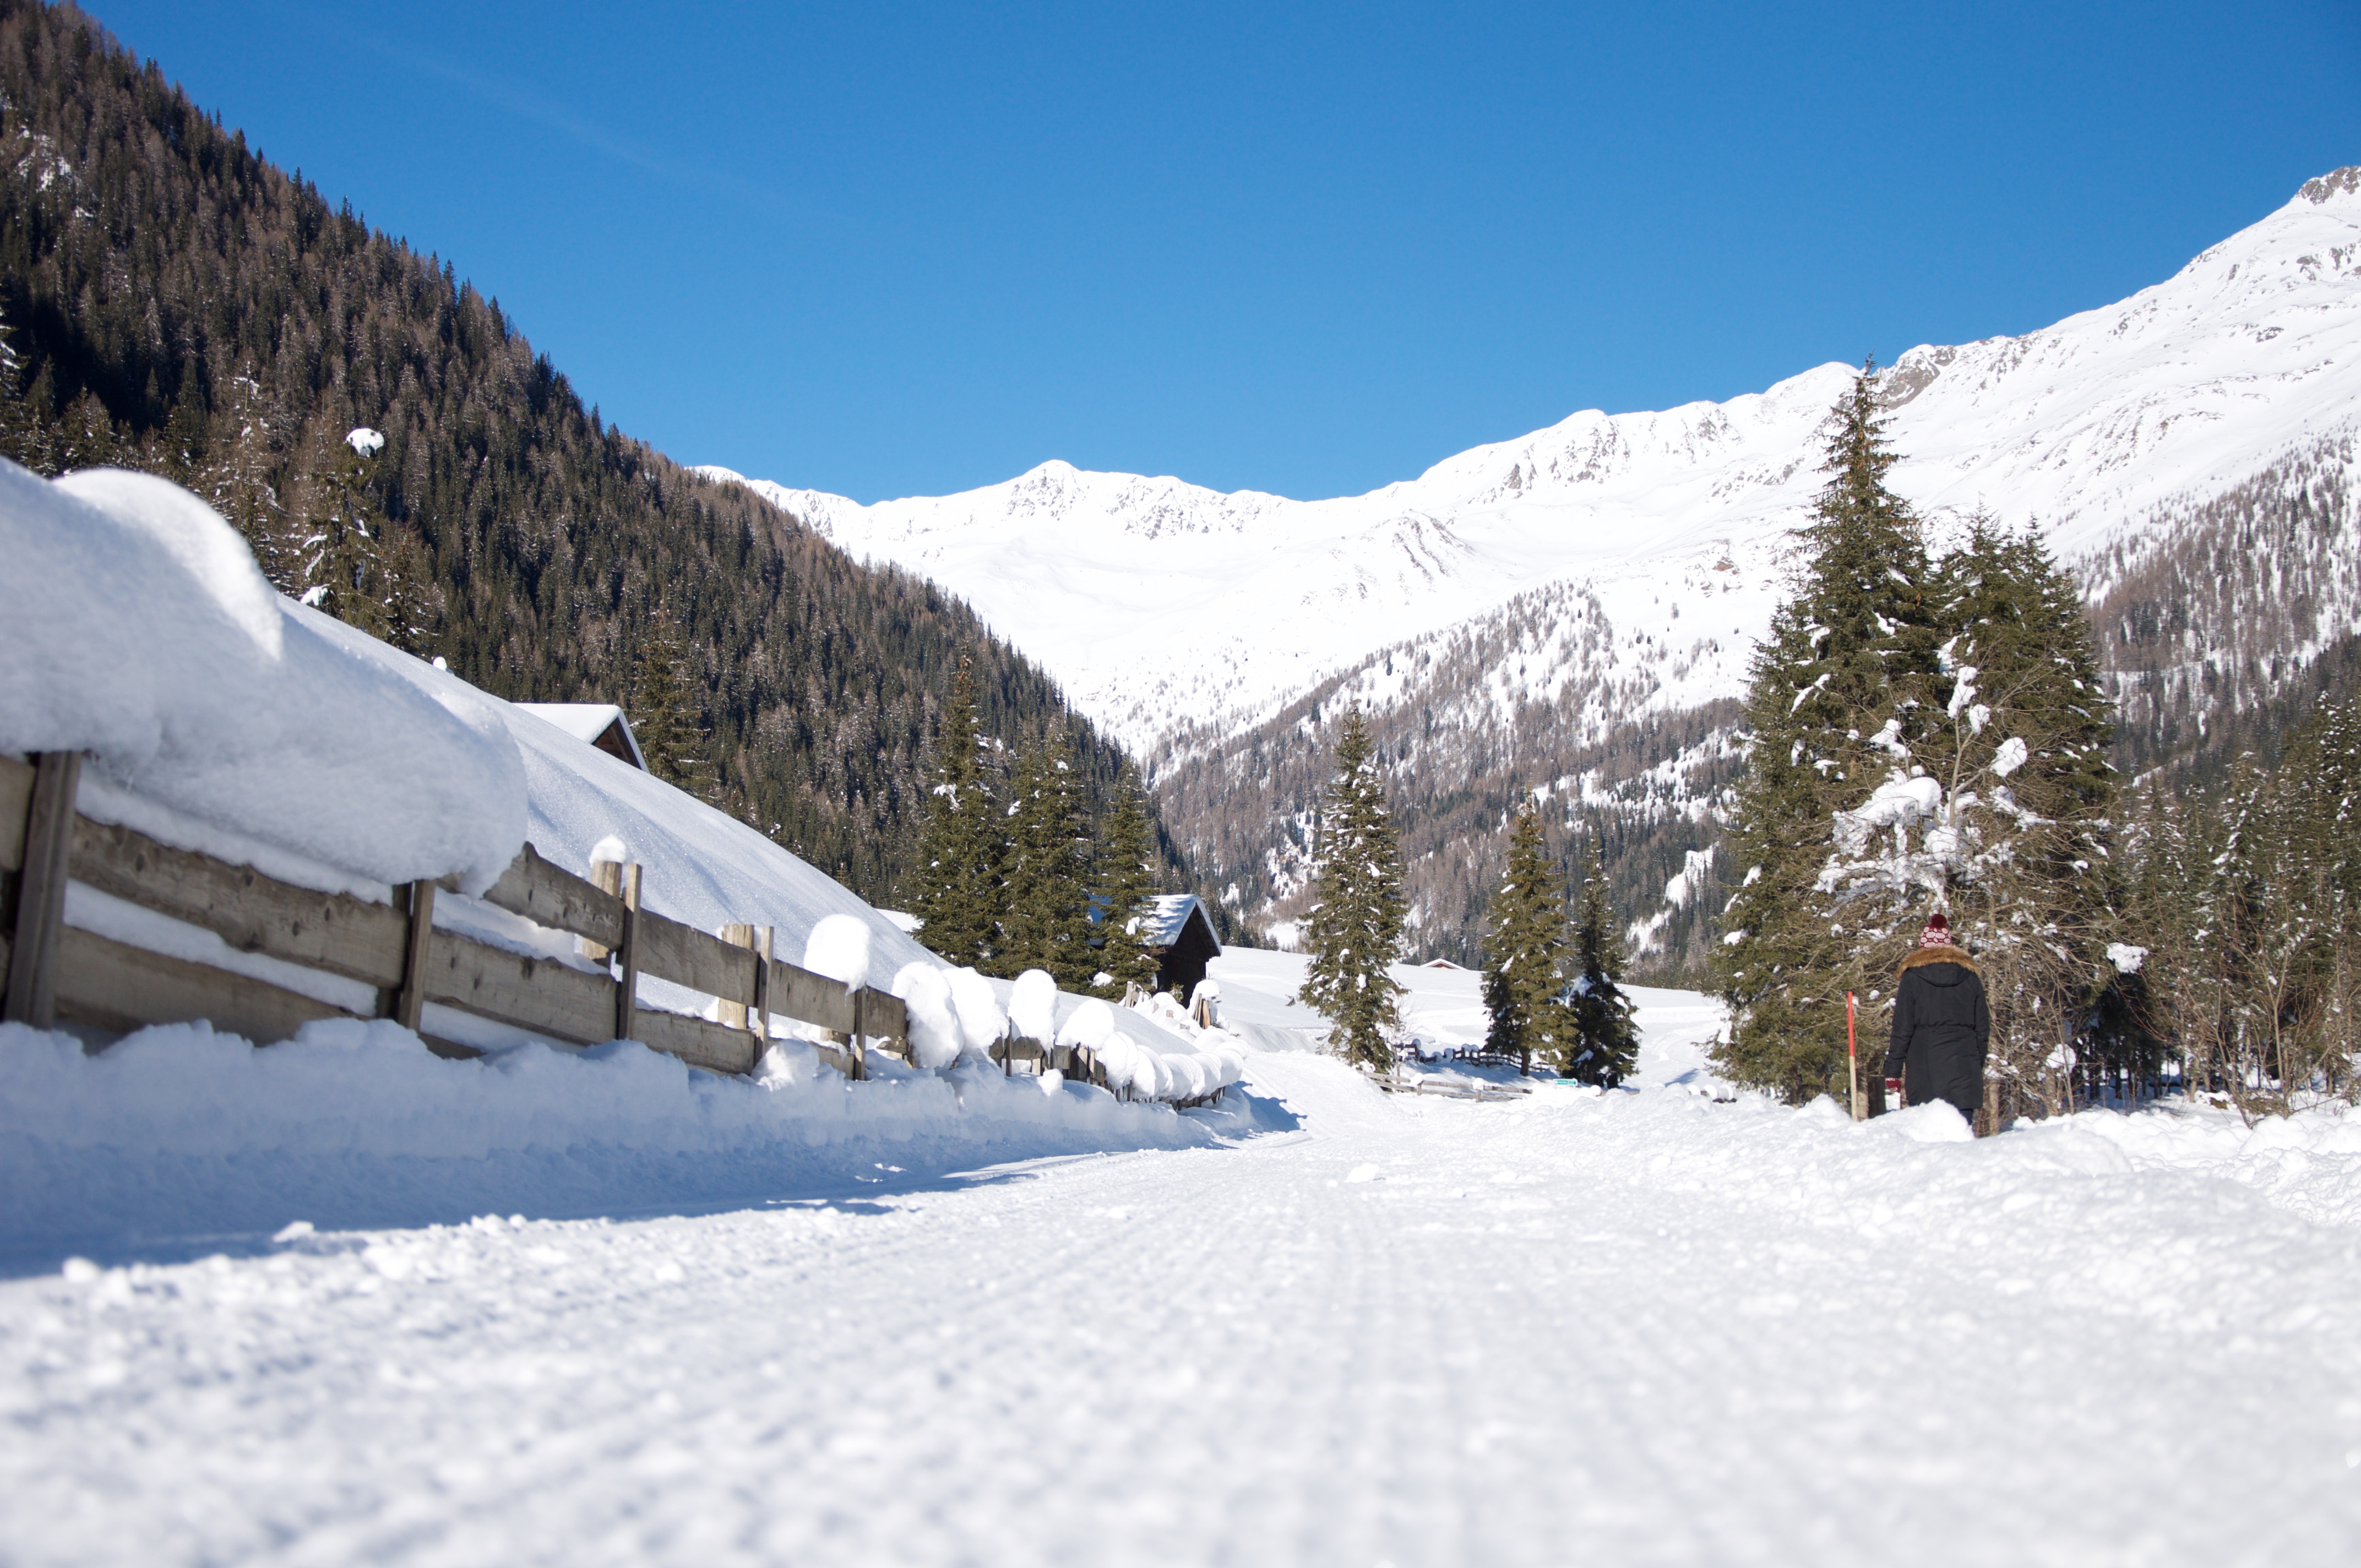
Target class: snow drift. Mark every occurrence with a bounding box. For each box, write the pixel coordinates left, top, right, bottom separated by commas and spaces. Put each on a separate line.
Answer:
0, 1016, 1272, 1273
0, 463, 524, 892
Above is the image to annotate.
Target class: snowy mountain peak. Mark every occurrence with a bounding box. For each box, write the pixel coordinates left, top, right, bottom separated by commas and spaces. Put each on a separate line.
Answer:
701, 170, 2361, 757
2299, 165, 2360, 205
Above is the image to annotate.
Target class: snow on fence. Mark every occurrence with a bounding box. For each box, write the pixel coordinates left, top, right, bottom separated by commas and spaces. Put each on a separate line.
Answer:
0, 750, 1202, 1103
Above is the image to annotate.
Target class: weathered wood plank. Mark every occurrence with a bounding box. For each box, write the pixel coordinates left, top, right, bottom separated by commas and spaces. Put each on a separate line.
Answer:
637, 908, 759, 1005
856, 988, 908, 1043
3, 752, 83, 1028
0, 753, 31, 873
421, 929, 616, 1046
991, 1037, 1049, 1068
480, 843, 627, 951
54, 925, 355, 1044
719, 923, 753, 1029
612, 862, 642, 1042
68, 814, 410, 989
766, 958, 857, 1033
634, 1008, 760, 1076
390, 882, 435, 1030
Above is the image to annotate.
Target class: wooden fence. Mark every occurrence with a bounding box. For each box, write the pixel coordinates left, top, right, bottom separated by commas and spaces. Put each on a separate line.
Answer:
0, 750, 1221, 1107
0, 749, 923, 1077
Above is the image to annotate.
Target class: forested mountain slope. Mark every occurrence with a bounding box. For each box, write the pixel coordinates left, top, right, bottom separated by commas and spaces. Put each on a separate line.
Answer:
0, 0, 1148, 906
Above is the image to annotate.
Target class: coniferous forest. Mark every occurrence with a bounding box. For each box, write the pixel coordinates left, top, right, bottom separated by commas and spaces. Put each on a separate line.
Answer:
0, 0, 1165, 906
1711, 367, 2361, 1122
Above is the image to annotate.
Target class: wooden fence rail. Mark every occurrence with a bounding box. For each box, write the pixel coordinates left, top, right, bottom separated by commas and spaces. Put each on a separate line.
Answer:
0, 751, 912, 1080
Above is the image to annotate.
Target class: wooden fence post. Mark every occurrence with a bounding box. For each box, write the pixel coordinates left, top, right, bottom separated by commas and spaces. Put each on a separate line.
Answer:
850, 987, 867, 1081
585, 859, 622, 965
3, 750, 83, 1029
612, 862, 641, 1042
719, 923, 753, 1030
388, 880, 436, 1031
751, 925, 771, 1047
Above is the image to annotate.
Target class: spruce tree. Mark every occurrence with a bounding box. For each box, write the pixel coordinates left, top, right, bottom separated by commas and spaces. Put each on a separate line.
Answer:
1296, 706, 1410, 1070
1092, 765, 1164, 997
197, 366, 298, 589
1481, 802, 1575, 1075
630, 607, 715, 797
1909, 520, 2119, 1118
1713, 364, 1944, 1103
998, 732, 1100, 988
295, 424, 422, 645
0, 313, 46, 473
1566, 840, 1641, 1087
907, 657, 1003, 967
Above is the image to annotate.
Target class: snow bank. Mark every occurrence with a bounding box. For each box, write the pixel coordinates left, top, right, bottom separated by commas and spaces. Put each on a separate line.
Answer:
0, 462, 524, 891
2043, 1101, 2361, 1231
0, 1017, 1260, 1273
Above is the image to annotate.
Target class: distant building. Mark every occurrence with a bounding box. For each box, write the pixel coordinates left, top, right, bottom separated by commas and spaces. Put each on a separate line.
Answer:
518, 704, 647, 771
1141, 893, 1222, 1002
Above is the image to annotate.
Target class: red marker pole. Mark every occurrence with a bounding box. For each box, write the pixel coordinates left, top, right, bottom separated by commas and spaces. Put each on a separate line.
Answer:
1847, 991, 1863, 1121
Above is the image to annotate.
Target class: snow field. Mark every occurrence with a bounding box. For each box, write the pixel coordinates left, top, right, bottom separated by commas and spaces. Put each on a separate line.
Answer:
7, 1000, 2361, 1565
0, 1017, 1267, 1276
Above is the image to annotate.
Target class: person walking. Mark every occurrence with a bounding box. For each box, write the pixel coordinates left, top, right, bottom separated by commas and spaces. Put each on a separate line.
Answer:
1883, 911, 1989, 1128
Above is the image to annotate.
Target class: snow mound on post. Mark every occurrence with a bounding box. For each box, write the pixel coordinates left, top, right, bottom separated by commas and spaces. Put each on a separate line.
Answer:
946, 967, 1006, 1057
891, 963, 962, 1070
0, 462, 524, 892
1008, 970, 1058, 1041
802, 915, 874, 990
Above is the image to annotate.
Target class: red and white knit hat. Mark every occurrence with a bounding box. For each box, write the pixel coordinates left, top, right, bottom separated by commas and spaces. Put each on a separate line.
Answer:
1919, 912, 1953, 949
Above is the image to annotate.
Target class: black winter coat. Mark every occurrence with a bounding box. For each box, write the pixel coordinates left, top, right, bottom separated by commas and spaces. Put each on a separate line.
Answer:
1884, 945, 1989, 1117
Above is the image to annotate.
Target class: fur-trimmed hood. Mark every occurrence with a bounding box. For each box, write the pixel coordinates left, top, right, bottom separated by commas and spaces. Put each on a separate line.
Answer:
1899, 944, 1979, 978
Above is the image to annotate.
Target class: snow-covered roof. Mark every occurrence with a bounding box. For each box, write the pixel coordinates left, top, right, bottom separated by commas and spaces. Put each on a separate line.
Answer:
1144, 893, 1220, 954
515, 703, 645, 771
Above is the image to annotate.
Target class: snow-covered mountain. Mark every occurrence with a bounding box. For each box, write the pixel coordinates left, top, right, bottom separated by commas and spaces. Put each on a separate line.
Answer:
700, 167, 2361, 761
700, 167, 2361, 965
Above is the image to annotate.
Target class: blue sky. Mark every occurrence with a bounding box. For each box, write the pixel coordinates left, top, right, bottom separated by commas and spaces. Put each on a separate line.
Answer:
93, 2, 2360, 504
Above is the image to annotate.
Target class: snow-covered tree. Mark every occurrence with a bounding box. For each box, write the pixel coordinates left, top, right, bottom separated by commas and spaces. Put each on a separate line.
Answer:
1482, 802, 1575, 1075
1297, 706, 1408, 1070
295, 422, 429, 652
1713, 363, 1944, 1103
1566, 841, 1641, 1087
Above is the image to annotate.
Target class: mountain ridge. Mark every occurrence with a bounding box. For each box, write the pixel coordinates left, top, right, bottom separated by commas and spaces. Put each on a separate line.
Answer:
701, 166, 2361, 761
702, 167, 2361, 968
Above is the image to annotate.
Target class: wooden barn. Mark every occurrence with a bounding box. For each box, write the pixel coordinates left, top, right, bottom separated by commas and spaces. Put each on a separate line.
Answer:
1141, 893, 1222, 1003
518, 704, 648, 771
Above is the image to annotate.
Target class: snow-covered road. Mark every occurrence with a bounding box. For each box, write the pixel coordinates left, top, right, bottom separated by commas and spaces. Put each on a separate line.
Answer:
8, 1047, 2361, 1566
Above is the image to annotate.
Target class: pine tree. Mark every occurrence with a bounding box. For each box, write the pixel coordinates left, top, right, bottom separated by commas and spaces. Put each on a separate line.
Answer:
1092, 765, 1163, 997
196, 365, 298, 589
1566, 840, 1641, 1087
1908, 520, 2119, 1118
907, 657, 1003, 968
998, 732, 1100, 988
1481, 802, 1575, 1075
630, 606, 715, 797
1713, 363, 1944, 1103
1296, 706, 1410, 1070
0, 312, 47, 473
54, 387, 123, 472
294, 423, 420, 644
